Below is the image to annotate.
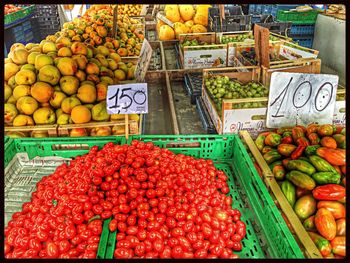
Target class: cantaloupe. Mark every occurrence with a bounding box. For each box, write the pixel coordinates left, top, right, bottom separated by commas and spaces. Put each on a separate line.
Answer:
156, 19, 166, 33
159, 25, 175, 40
179, 5, 195, 21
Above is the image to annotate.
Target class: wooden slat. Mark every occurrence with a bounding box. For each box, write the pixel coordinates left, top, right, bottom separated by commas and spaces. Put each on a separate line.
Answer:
165, 72, 180, 135
240, 130, 323, 259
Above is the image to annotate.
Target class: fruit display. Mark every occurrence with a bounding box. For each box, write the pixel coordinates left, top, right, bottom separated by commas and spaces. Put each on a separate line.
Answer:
157, 5, 211, 40
254, 124, 346, 258
204, 75, 268, 112
4, 41, 137, 128
180, 39, 223, 50
4, 5, 147, 134
4, 4, 22, 15
118, 4, 143, 16
4, 140, 246, 259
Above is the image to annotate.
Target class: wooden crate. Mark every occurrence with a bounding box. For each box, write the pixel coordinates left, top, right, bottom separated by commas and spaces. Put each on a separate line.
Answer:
261, 59, 322, 87
216, 31, 292, 66
178, 33, 228, 69
5, 125, 58, 138
57, 115, 143, 137
201, 66, 273, 136
333, 87, 346, 126
240, 130, 325, 258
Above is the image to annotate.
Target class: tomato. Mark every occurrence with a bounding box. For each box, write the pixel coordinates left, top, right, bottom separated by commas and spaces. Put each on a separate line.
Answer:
194, 248, 208, 258
46, 242, 59, 258
126, 226, 138, 235
58, 240, 70, 253
153, 238, 164, 253
114, 248, 132, 259
109, 219, 118, 232
134, 243, 146, 256
171, 245, 184, 259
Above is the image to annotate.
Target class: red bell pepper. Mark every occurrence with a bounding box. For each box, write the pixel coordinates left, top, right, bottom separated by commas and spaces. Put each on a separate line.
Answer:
296, 137, 310, 147
281, 136, 293, 144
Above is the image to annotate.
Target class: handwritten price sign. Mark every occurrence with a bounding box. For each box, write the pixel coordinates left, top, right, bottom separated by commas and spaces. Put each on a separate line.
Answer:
266, 72, 339, 128
106, 83, 148, 114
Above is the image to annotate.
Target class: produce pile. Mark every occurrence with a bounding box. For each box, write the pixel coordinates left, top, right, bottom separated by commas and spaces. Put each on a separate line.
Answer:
254, 124, 346, 258
220, 33, 281, 44
204, 75, 268, 112
4, 5, 143, 136
180, 39, 223, 50
5, 140, 246, 259
117, 4, 143, 16
157, 5, 211, 40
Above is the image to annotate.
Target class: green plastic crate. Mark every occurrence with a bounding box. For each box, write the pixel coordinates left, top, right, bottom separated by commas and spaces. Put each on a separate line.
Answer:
4, 136, 126, 168
97, 135, 303, 259
4, 136, 126, 259
277, 9, 320, 24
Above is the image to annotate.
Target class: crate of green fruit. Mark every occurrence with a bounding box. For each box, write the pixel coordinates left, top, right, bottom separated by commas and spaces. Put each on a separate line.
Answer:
201, 67, 273, 137
216, 31, 292, 66
277, 9, 320, 24
178, 32, 228, 69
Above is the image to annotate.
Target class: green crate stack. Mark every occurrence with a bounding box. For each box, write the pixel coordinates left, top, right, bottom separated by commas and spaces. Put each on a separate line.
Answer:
277, 9, 320, 24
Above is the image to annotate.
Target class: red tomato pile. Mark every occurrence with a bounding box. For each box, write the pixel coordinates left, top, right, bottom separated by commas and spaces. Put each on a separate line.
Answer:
4, 140, 246, 259
5, 4, 22, 15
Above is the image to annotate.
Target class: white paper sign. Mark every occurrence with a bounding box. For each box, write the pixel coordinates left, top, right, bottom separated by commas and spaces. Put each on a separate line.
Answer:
223, 107, 272, 137
156, 12, 174, 27
184, 49, 227, 69
333, 100, 346, 126
107, 83, 148, 114
135, 39, 153, 82
279, 45, 318, 60
267, 72, 339, 128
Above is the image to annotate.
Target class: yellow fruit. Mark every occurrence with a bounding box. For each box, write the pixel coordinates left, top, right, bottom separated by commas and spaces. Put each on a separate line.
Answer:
191, 24, 207, 33
33, 107, 56, 124
179, 5, 195, 21
13, 115, 34, 126
16, 96, 39, 115
173, 22, 191, 39
71, 105, 91, 124
159, 25, 175, 41
185, 20, 194, 29
4, 63, 20, 81
114, 69, 126, 81
77, 84, 96, 103
13, 85, 31, 100
31, 82, 54, 103
156, 20, 166, 33
165, 5, 181, 23
5, 103, 18, 124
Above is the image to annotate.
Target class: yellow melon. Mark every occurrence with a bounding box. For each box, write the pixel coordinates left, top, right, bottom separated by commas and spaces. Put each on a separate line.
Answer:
159, 25, 175, 41
165, 5, 181, 23
173, 22, 191, 39
156, 19, 166, 33
191, 24, 207, 33
179, 5, 195, 21
193, 13, 208, 27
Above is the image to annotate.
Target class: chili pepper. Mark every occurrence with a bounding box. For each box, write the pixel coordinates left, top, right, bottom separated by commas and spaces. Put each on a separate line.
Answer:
291, 145, 306, 160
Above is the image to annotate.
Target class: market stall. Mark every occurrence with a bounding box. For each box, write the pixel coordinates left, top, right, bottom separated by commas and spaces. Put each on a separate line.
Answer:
3, 4, 346, 259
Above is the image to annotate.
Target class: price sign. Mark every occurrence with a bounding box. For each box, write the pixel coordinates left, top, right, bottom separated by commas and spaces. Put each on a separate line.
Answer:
106, 83, 148, 114
134, 39, 153, 82
266, 72, 339, 128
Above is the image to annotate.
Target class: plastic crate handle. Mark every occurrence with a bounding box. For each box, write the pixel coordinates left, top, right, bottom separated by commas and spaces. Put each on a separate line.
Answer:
165, 142, 201, 148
